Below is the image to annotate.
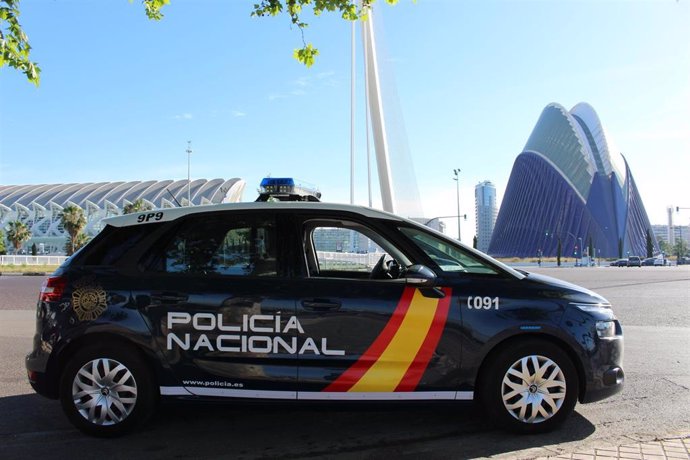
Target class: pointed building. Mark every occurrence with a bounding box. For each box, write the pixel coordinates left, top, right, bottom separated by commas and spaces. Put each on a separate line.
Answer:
488, 103, 657, 258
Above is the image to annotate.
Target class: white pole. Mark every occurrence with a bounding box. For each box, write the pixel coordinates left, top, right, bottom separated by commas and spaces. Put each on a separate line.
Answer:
363, 6, 395, 213
363, 21, 372, 209
350, 20, 356, 205
186, 141, 192, 206
454, 169, 461, 241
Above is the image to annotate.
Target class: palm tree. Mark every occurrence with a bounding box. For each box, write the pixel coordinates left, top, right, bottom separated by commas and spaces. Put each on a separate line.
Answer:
64, 232, 90, 255
0, 229, 7, 255
7, 221, 32, 254
60, 205, 87, 255
123, 199, 153, 215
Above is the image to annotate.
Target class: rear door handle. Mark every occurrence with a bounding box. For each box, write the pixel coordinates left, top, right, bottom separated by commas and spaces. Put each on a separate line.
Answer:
301, 299, 341, 311
150, 291, 188, 303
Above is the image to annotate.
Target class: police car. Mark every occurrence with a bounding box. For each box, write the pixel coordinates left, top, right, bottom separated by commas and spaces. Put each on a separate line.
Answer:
26, 196, 624, 437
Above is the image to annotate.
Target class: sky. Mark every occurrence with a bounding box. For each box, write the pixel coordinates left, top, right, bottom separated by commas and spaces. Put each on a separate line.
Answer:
1, 0, 689, 244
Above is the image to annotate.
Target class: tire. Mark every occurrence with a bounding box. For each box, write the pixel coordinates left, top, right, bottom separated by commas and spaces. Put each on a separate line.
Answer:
59, 343, 157, 437
483, 339, 578, 434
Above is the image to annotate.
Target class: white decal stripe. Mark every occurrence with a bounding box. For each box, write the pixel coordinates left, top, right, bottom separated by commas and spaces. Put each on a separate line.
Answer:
160, 387, 474, 401
160, 386, 194, 396
160, 386, 297, 399
455, 391, 474, 400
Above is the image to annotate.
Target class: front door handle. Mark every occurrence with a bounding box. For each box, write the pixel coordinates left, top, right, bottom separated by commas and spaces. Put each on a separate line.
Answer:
301, 299, 341, 311
150, 291, 188, 303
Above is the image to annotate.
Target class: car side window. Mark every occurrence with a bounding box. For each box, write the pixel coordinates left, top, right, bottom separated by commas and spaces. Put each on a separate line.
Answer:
304, 220, 410, 279
399, 226, 499, 275
146, 215, 277, 277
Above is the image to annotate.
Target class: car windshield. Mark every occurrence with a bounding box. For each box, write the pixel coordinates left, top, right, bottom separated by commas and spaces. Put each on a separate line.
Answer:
399, 226, 521, 277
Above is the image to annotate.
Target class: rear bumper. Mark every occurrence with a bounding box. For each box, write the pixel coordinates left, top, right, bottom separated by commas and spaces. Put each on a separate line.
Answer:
26, 352, 58, 399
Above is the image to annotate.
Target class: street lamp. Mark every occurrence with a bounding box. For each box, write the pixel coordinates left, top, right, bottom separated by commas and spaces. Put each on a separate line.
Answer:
453, 169, 461, 242
186, 141, 192, 206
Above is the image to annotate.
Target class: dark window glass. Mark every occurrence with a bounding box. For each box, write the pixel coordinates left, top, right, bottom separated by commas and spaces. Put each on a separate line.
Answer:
150, 216, 277, 277
81, 224, 156, 266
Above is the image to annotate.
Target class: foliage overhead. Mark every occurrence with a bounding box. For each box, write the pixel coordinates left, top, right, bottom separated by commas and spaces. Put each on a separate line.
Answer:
0, 0, 40, 85
1, 0, 398, 86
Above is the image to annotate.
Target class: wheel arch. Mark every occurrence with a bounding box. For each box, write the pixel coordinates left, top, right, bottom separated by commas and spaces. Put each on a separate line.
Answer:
47, 332, 160, 399
474, 332, 587, 403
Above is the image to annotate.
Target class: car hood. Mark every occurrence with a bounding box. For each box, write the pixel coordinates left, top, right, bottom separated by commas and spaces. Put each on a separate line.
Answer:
520, 271, 609, 305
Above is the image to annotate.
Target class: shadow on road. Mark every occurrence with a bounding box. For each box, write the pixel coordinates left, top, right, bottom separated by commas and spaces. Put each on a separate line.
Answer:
1, 394, 596, 459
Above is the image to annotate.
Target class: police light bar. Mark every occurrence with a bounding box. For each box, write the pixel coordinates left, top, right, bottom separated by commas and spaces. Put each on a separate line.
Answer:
256, 177, 321, 202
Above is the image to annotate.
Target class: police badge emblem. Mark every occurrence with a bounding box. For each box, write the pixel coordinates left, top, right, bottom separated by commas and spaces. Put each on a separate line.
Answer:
71, 277, 108, 321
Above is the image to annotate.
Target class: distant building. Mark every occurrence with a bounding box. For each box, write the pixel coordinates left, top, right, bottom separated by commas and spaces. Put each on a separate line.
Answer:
0, 179, 245, 254
474, 181, 497, 252
489, 102, 658, 258
652, 224, 689, 247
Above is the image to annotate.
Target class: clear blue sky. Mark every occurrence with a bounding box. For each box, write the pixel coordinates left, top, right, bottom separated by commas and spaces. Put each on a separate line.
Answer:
1, 0, 688, 242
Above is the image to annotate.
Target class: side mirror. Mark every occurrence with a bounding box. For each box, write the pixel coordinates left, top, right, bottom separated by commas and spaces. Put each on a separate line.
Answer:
405, 264, 437, 287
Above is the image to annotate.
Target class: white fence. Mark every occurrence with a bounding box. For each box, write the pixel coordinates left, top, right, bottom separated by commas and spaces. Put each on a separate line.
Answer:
316, 251, 382, 270
0, 255, 67, 266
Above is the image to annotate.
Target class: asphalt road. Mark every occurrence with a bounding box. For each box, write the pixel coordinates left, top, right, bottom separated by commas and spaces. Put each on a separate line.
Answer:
0, 267, 688, 459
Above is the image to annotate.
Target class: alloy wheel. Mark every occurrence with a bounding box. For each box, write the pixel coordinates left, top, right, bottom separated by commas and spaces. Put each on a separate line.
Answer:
501, 354, 566, 424
71, 358, 138, 426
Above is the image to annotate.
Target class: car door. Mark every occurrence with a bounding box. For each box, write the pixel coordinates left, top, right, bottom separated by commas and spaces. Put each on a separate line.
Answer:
132, 212, 299, 399
397, 225, 567, 393
289, 216, 463, 401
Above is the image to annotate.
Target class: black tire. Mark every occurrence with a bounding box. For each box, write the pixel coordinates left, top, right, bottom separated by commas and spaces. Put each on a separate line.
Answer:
483, 339, 578, 434
59, 343, 157, 437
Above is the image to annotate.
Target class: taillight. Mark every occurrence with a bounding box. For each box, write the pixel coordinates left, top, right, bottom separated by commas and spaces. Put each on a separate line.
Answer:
40, 276, 67, 303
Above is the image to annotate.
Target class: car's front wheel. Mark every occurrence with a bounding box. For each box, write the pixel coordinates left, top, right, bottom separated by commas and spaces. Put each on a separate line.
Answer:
59, 343, 156, 437
484, 339, 578, 434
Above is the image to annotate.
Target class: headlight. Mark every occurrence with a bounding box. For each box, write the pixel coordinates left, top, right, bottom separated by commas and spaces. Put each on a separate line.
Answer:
571, 302, 611, 312
595, 320, 616, 338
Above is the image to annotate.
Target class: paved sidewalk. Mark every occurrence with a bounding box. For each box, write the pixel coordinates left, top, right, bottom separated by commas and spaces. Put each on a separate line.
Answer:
537, 435, 690, 460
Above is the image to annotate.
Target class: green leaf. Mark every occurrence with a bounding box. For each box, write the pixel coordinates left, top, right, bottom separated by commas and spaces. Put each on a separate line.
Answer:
293, 43, 319, 67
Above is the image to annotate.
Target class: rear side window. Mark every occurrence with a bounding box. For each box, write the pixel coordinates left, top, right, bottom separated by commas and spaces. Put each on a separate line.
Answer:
145, 215, 278, 277
80, 224, 156, 266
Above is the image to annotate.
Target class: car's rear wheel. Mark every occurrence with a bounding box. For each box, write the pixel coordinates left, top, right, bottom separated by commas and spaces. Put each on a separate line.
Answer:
59, 343, 156, 437
484, 339, 578, 434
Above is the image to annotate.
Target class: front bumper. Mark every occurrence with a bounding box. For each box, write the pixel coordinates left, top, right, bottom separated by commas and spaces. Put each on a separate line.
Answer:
579, 334, 625, 403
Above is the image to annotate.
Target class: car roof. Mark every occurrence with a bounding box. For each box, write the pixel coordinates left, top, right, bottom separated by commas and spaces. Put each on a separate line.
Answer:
101, 201, 403, 228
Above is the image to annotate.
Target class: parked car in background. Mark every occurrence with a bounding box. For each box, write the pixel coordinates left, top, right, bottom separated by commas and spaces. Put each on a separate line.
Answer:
610, 259, 628, 267
653, 258, 669, 266
626, 256, 642, 267
642, 257, 656, 266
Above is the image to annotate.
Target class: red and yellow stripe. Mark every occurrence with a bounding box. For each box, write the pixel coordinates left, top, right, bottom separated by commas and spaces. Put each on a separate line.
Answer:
325, 286, 451, 392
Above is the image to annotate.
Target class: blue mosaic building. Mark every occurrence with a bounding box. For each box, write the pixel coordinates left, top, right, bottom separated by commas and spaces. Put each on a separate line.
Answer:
488, 103, 658, 258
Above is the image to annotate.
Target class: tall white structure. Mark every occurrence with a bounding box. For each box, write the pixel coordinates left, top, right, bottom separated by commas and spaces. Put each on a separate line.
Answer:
360, 6, 423, 218
667, 206, 675, 245
475, 181, 497, 252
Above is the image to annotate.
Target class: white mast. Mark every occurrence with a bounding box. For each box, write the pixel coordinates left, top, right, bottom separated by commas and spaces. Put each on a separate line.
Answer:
362, 6, 395, 213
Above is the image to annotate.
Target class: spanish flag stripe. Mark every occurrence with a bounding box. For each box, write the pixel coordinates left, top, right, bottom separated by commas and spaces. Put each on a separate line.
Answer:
349, 289, 440, 392
324, 286, 416, 392
395, 287, 452, 391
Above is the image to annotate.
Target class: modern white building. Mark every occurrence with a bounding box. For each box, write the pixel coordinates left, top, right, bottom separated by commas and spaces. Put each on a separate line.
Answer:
0, 179, 245, 253
475, 181, 497, 252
